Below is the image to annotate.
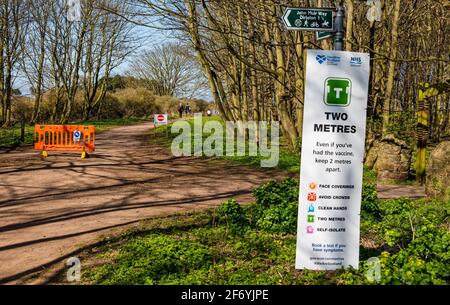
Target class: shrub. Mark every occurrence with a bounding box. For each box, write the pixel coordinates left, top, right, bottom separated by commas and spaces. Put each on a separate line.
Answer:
363, 166, 377, 184
361, 183, 381, 222
97, 93, 124, 119
112, 87, 158, 118
249, 178, 299, 233
253, 178, 299, 208
11, 97, 34, 123
216, 199, 248, 227
254, 201, 298, 233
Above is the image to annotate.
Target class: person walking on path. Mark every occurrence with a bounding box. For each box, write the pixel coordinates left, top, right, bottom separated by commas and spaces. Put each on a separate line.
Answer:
178, 103, 185, 118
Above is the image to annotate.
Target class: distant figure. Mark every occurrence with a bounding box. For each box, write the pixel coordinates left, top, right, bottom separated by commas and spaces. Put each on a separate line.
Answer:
178, 103, 185, 118
206, 109, 212, 117
185, 105, 191, 116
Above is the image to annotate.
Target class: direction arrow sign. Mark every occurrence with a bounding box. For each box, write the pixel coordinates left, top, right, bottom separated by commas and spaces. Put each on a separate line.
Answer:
283, 7, 334, 32
316, 31, 334, 41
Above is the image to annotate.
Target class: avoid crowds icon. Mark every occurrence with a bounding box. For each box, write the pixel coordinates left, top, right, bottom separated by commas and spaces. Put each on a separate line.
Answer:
307, 192, 317, 202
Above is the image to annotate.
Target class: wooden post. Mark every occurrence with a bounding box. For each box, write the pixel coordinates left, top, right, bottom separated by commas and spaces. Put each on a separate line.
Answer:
416, 83, 440, 184
20, 120, 25, 143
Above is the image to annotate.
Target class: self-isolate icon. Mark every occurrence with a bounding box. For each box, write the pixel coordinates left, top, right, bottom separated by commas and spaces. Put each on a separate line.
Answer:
324, 78, 352, 106
307, 192, 317, 202
306, 226, 314, 234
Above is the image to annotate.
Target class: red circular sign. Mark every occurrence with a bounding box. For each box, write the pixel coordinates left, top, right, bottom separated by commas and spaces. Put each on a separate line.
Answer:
157, 114, 165, 122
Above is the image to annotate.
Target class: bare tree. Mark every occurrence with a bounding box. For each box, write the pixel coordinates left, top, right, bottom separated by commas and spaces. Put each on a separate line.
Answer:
21, 0, 49, 123
129, 42, 208, 98
81, 0, 135, 120
0, 0, 28, 126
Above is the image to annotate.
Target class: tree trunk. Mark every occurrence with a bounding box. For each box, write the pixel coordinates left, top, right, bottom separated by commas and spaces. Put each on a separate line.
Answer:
271, 3, 298, 149
345, 0, 354, 51
382, 0, 401, 135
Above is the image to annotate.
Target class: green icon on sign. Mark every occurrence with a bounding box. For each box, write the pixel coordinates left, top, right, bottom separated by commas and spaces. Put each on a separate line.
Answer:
324, 78, 352, 106
307, 214, 315, 223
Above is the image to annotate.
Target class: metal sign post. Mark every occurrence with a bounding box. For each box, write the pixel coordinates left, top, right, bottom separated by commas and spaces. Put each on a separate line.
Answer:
333, 6, 345, 51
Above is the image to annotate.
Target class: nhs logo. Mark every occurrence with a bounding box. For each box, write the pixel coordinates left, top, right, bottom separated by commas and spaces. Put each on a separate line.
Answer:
350, 57, 363, 67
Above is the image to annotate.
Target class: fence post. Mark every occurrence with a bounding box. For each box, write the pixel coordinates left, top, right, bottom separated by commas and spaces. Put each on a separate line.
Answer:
20, 120, 25, 143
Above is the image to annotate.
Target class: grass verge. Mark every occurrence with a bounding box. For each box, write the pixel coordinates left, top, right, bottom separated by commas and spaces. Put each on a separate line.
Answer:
151, 116, 377, 182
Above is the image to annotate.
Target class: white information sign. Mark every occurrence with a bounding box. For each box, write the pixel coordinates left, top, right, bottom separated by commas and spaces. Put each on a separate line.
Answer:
296, 50, 370, 270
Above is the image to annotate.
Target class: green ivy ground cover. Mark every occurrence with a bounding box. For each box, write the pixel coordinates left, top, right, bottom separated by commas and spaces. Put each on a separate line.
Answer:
76, 179, 449, 285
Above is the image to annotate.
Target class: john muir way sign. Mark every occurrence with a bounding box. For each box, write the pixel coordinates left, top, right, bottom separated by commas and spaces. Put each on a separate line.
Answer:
296, 50, 370, 270
283, 8, 334, 31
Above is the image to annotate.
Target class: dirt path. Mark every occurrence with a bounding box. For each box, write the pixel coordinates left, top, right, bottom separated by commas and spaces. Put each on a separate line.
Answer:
0, 122, 427, 284
0, 122, 287, 284
377, 184, 426, 199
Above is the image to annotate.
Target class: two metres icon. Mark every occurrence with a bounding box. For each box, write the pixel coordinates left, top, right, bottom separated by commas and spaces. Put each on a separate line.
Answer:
324, 78, 352, 107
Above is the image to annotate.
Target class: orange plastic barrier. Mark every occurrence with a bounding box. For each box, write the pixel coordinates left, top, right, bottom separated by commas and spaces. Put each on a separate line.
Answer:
34, 125, 95, 158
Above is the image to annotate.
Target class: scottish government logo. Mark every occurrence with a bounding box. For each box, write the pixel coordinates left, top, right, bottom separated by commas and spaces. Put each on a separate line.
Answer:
316, 54, 341, 66
316, 54, 327, 64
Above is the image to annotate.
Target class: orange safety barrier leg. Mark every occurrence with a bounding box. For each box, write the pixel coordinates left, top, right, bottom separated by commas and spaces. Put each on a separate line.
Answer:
81, 147, 89, 159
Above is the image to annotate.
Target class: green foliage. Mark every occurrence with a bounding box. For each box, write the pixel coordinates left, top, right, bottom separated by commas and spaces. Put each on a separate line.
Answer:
361, 183, 381, 222
250, 178, 299, 233
80, 181, 450, 285
382, 225, 450, 285
214, 179, 301, 234
254, 201, 298, 233
253, 178, 299, 208
373, 198, 449, 248
294, 137, 302, 154
363, 166, 377, 184
340, 225, 450, 285
215, 199, 248, 227
165, 116, 301, 173
342, 197, 450, 285
386, 112, 417, 148
85, 234, 212, 284
0, 124, 35, 147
